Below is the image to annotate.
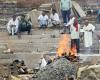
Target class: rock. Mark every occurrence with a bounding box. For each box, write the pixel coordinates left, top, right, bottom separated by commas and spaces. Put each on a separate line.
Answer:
78, 64, 100, 80
35, 58, 78, 80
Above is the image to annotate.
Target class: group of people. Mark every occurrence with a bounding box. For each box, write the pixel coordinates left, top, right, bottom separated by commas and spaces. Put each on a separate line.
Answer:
7, 9, 60, 35
7, 0, 96, 53
66, 16, 95, 53
60, 0, 95, 53
38, 9, 60, 29
7, 14, 32, 36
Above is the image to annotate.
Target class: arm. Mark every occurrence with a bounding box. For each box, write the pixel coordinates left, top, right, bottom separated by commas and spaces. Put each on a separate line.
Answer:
15, 19, 19, 28
66, 17, 75, 26
50, 14, 54, 21
55, 13, 60, 21
7, 20, 11, 28
69, 0, 72, 9
46, 15, 49, 22
87, 24, 95, 32
91, 24, 95, 31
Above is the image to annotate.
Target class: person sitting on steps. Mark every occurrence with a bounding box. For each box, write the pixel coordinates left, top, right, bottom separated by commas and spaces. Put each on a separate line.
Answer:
7, 15, 19, 36
38, 11, 49, 29
50, 9, 60, 27
18, 14, 32, 36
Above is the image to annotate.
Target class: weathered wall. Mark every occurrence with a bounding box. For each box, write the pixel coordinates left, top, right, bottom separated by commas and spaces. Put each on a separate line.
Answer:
0, 0, 59, 8
17, 0, 46, 8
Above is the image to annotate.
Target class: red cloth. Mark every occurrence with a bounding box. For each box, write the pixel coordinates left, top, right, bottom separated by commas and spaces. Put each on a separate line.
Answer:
74, 17, 78, 32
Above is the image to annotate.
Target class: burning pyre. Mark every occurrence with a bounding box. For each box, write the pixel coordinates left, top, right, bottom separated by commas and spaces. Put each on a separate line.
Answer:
57, 34, 78, 61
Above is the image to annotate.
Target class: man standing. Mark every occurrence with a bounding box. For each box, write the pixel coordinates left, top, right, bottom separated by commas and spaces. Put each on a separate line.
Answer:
60, 0, 72, 24
38, 11, 49, 29
66, 16, 80, 53
83, 20, 95, 52
7, 15, 19, 35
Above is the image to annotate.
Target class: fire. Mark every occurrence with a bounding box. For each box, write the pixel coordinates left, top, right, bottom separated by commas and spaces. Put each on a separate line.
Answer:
57, 34, 77, 57
70, 44, 77, 56
57, 34, 70, 57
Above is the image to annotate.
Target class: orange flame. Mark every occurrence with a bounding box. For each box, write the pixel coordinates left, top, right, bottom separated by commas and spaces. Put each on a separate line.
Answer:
57, 34, 70, 57
57, 34, 77, 57
70, 44, 77, 56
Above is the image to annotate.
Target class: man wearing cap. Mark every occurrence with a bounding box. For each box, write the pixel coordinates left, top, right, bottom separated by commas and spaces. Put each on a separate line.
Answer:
7, 15, 19, 35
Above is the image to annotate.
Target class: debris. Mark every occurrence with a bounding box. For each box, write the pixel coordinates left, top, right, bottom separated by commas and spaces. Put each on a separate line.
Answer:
72, 1, 86, 18
11, 75, 21, 80
35, 57, 78, 80
40, 58, 47, 68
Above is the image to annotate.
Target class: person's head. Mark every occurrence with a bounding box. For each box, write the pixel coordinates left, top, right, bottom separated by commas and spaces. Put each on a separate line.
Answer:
20, 60, 25, 66
52, 9, 56, 15
42, 11, 46, 16
21, 14, 26, 20
12, 15, 16, 21
13, 59, 20, 64
85, 20, 89, 26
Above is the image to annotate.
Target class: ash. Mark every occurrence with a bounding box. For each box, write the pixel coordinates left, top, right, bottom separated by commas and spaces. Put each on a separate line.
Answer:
35, 57, 78, 80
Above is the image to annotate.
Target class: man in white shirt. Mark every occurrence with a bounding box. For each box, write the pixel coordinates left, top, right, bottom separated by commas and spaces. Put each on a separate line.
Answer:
7, 15, 19, 35
38, 11, 49, 29
66, 16, 80, 53
50, 9, 60, 26
83, 20, 95, 48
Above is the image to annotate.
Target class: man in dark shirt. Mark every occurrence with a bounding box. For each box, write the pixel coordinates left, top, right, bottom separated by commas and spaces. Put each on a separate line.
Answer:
18, 14, 32, 35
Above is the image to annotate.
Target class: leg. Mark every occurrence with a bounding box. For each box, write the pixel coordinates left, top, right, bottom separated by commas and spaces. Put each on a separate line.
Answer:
76, 39, 80, 53
17, 26, 22, 38
26, 25, 31, 35
67, 9, 71, 22
71, 39, 75, 49
7, 26, 12, 35
66, 9, 71, 33
15, 26, 19, 34
11, 27, 15, 35
39, 20, 47, 29
61, 10, 67, 24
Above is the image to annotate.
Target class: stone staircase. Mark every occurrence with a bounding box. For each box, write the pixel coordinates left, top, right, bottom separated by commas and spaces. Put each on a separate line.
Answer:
0, 29, 61, 53
0, 0, 99, 54
0, 1, 33, 29
0, 27, 99, 54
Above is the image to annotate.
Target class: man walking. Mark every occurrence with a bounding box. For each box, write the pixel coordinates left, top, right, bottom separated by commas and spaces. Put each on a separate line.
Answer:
60, 0, 72, 24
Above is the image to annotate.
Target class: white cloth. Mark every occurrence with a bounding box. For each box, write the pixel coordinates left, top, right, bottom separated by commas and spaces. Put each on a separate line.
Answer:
66, 17, 80, 39
83, 23, 95, 47
50, 13, 60, 25
40, 58, 47, 68
50, 13, 60, 22
7, 18, 19, 34
38, 15, 49, 26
